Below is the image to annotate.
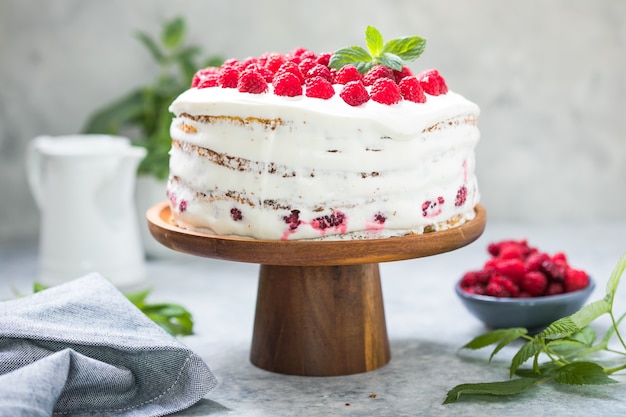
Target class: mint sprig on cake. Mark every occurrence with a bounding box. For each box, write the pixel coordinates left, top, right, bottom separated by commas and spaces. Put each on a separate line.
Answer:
329, 25, 427, 74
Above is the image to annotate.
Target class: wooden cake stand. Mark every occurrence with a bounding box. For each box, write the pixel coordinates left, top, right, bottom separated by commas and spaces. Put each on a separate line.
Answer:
147, 201, 486, 376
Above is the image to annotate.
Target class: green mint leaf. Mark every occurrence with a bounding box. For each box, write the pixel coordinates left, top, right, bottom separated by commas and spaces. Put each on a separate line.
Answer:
443, 378, 538, 404
552, 362, 618, 385
365, 25, 384, 57
376, 53, 405, 71
510, 339, 544, 377
382, 36, 427, 61
462, 328, 527, 351
162, 16, 185, 49
330, 26, 427, 74
328, 46, 373, 71
33, 282, 49, 293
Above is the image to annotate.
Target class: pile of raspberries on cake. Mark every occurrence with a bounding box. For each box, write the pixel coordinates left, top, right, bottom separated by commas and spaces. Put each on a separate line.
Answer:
459, 239, 590, 298
191, 48, 448, 106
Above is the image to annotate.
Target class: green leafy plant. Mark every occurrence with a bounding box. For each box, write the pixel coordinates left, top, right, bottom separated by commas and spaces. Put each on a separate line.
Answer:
444, 253, 626, 404
33, 283, 194, 336
83, 17, 223, 180
124, 288, 194, 336
329, 25, 427, 74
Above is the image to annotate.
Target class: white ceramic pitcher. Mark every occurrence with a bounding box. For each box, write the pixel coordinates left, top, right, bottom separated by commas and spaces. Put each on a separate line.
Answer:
26, 135, 147, 289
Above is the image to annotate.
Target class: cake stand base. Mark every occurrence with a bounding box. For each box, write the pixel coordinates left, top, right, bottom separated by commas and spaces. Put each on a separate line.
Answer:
251, 263, 389, 376
147, 202, 486, 376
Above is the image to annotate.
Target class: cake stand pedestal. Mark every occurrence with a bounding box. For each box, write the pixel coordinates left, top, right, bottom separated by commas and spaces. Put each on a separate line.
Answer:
147, 202, 486, 376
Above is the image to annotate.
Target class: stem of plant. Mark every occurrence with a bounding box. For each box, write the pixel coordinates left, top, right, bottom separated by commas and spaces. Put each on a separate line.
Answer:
605, 363, 626, 375
609, 311, 626, 351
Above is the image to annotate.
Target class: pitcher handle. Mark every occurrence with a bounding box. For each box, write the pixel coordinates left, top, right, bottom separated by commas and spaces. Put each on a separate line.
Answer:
25, 136, 47, 209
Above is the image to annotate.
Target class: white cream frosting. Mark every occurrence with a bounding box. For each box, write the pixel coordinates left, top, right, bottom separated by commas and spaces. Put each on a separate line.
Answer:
167, 85, 481, 240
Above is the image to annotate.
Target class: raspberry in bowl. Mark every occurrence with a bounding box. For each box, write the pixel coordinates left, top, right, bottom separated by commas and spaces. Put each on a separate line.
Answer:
455, 239, 595, 333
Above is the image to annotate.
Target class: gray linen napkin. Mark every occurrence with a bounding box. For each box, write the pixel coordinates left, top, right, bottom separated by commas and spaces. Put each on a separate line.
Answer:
0, 273, 218, 417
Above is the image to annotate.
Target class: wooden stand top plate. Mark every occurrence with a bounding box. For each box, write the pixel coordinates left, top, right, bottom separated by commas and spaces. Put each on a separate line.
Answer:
147, 202, 487, 267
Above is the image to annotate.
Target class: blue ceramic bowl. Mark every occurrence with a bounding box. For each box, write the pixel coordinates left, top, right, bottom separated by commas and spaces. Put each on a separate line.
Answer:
455, 277, 595, 333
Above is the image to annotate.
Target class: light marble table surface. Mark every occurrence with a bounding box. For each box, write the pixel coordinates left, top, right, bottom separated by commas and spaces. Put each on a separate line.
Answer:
2, 220, 626, 416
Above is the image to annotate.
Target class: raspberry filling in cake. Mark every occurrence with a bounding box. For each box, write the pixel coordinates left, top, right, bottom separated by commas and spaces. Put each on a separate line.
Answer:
166, 27, 481, 240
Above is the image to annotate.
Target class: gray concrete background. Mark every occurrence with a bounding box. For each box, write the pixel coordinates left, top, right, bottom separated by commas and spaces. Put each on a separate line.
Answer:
1, 0, 625, 240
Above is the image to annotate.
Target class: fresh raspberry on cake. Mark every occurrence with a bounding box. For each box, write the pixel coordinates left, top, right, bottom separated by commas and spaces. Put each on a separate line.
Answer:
370, 78, 402, 105
197, 74, 220, 89
238, 68, 268, 94
306, 64, 333, 82
393, 66, 414, 83
398, 76, 426, 103
298, 57, 318, 76
305, 76, 335, 99
316, 52, 332, 66
363, 65, 395, 86
335, 64, 362, 84
274, 61, 305, 84
263, 52, 286, 74
221, 58, 243, 71
289, 47, 311, 58
418, 69, 448, 95
192, 67, 220, 88
287, 47, 315, 63
218, 67, 240, 88
245, 63, 274, 82
273, 72, 303, 97
241, 56, 260, 69
339, 80, 370, 106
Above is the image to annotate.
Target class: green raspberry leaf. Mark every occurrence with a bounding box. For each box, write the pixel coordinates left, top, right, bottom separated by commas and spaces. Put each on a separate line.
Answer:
365, 25, 384, 57
382, 36, 427, 61
462, 328, 527, 351
515, 362, 560, 378
553, 362, 618, 385
510, 339, 544, 377
443, 378, 538, 404
605, 252, 626, 304
570, 298, 611, 329
539, 316, 580, 340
